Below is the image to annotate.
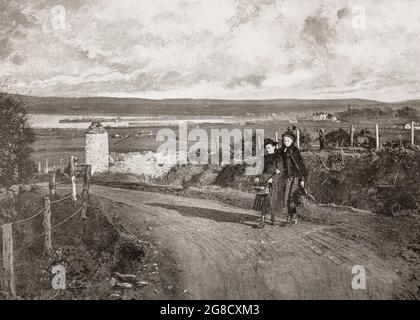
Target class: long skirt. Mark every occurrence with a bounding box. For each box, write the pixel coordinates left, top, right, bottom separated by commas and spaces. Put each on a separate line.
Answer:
253, 193, 271, 213
278, 176, 301, 216
253, 175, 281, 214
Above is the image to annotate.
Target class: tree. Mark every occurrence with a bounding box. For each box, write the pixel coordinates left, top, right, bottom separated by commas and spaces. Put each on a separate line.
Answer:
0, 93, 35, 186
396, 106, 418, 119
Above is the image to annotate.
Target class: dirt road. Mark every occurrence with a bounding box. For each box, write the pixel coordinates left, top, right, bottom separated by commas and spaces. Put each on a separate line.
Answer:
83, 184, 403, 300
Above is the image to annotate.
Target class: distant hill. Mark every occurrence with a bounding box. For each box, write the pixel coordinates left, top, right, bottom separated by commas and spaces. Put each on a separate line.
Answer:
393, 99, 420, 109
6, 94, 420, 116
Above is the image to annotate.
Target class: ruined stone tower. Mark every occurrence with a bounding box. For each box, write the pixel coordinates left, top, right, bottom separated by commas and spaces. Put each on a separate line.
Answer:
85, 122, 109, 174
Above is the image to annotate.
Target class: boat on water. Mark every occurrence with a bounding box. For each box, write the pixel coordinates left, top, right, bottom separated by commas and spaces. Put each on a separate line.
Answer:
59, 117, 118, 124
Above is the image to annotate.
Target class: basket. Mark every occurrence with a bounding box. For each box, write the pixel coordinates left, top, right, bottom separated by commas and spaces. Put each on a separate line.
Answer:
252, 185, 270, 195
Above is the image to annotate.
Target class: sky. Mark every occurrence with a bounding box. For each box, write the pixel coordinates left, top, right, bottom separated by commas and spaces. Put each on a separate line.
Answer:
0, 0, 419, 101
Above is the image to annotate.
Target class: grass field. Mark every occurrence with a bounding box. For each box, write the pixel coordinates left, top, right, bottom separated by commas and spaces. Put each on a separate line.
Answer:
30, 116, 420, 171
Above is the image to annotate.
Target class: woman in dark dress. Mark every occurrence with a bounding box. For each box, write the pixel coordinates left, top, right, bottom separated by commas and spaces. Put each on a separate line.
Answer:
253, 139, 282, 228
277, 131, 308, 225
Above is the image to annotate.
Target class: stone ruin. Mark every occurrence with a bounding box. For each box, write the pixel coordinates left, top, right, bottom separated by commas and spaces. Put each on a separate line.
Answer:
85, 121, 109, 174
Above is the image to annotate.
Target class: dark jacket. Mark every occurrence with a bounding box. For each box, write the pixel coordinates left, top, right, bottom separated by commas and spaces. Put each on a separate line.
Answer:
257, 152, 282, 182
277, 145, 308, 181
263, 153, 281, 174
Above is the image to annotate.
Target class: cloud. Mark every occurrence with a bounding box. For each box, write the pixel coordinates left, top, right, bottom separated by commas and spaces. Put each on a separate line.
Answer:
337, 7, 350, 19
1, 0, 420, 101
10, 52, 25, 65
227, 74, 266, 88
302, 16, 335, 49
0, 38, 13, 59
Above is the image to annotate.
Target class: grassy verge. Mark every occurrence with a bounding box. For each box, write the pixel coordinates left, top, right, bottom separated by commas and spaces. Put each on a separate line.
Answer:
0, 190, 170, 299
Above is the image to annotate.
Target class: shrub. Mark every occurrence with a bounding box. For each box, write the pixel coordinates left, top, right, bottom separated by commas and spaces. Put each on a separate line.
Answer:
367, 148, 420, 216
325, 128, 350, 148
354, 129, 376, 149
299, 129, 313, 151
0, 93, 35, 186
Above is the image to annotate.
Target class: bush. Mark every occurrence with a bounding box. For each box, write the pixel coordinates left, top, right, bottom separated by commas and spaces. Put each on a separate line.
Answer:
354, 129, 376, 149
325, 128, 350, 148
383, 139, 418, 152
367, 148, 420, 216
0, 93, 35, 186
305, 148, 420, 216
299, 129, 313, 151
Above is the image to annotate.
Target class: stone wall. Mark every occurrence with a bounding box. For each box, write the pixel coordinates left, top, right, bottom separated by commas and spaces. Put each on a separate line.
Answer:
109, 151, 183, 181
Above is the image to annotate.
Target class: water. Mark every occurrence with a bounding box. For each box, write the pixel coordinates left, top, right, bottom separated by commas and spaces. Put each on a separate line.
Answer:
28, 114, 239, 129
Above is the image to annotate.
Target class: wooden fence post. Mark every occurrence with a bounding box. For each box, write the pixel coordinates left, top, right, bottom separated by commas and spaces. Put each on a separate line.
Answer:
350, 125, 355, 148
60, 159, 64, 174
70, 156, 77, 202
43, 197, 52, 252
375, 124, 380, 151
11, 195, 17, 218
296, 128, 300, 149
319, 128, 325, 151
38, 162, 42, 174
81, 165, 91, 219
49, 170, 56, 196
85, 165, 91, 195
45, 159, 49, 174
340, 148, 345, 164
411, 121, 415, 146
81, 196, 88, 220
2, 223, 16, 297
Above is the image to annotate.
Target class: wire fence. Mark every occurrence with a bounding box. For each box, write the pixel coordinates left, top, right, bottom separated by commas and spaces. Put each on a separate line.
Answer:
0, 196, 84, 262
0, 157, 92, 297
260, 121, 417, 146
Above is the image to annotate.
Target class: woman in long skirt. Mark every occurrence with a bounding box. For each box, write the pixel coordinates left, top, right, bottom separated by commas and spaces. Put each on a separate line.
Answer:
277, 131, 308, 225
253, 139, 282, 228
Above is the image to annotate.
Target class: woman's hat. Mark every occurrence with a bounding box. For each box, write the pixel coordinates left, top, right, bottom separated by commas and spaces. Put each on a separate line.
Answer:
264, 138, 278, 147
281, 131, 296, 141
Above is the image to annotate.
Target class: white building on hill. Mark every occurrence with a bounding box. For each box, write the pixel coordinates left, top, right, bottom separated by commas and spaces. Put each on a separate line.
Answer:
404, 122, 420, 130
311, 112, 339, 122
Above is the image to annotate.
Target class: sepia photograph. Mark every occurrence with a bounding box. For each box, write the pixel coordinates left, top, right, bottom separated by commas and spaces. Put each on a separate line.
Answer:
0, 0, 419, 305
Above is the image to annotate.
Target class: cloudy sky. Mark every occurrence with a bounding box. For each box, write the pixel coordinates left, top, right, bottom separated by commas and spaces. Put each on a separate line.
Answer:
1, 0, 419, 101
